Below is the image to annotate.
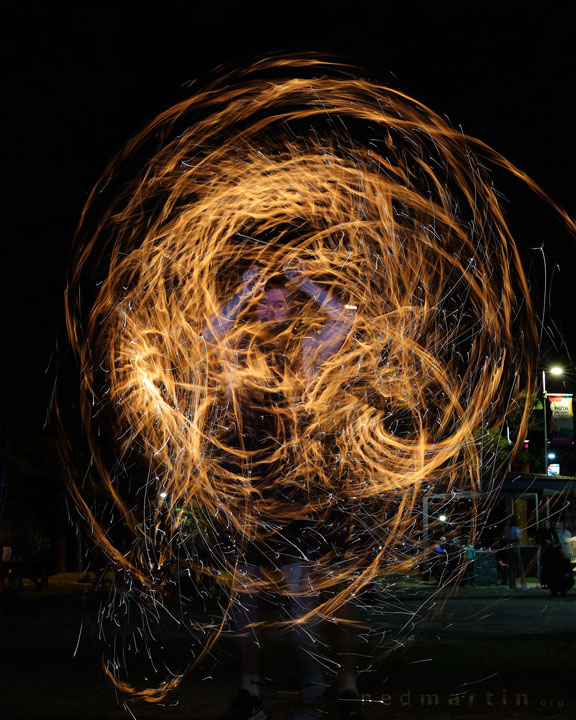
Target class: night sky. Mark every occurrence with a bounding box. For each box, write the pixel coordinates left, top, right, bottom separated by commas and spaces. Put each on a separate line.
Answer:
3, 0, 576, 436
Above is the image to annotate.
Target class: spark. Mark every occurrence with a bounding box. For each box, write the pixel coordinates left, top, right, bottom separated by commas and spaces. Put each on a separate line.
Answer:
58, 55, 573, 702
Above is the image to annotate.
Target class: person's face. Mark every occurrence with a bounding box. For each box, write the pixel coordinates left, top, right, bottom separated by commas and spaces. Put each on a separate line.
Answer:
255, 288, 293, 327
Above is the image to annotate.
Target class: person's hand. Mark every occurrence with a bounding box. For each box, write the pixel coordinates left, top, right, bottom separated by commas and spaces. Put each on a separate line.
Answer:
241, 265, 266, 294
283, 259, 306, 285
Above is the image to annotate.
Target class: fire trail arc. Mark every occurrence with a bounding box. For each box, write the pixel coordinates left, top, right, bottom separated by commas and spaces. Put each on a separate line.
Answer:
62, 56, 544, 700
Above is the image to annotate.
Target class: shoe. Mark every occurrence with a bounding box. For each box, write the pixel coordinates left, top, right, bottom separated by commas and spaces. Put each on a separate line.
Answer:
219, 690, 266, 720
293, 698, 329, 720
336, 690, 365, 720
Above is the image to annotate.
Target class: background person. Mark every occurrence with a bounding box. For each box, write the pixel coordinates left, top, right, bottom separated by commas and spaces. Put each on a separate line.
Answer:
503, 516, 524, 590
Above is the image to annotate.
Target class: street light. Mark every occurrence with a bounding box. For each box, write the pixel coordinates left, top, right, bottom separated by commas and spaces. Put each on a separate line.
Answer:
542, 366, 564, 474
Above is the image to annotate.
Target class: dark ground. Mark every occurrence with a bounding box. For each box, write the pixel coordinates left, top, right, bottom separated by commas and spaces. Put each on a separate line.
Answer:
2, 576, 574, 719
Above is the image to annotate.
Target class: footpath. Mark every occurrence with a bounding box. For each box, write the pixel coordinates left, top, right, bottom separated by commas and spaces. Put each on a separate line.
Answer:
2, 574, 574, 719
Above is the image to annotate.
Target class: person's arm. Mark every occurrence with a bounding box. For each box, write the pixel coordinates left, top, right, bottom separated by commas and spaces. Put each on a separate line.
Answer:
284, 260, 354, 378
203, 266, 265, 344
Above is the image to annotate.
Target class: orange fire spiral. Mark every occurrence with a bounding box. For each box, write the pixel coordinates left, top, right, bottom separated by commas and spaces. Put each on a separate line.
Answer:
61, 56, 563, 700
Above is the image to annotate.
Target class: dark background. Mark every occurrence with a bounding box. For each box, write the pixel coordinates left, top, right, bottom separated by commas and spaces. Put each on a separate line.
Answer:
1, 4, 576, 718
2, 1, 576, 560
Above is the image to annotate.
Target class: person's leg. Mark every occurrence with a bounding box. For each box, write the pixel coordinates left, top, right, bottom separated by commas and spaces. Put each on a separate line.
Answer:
218, 562, 266, 720
322, 582, 365, 720
327, 594, 359, 695
282, 561, 326, 704
234, 563, 263, 696
506, 549, 518, 589
515, 546, 527, 588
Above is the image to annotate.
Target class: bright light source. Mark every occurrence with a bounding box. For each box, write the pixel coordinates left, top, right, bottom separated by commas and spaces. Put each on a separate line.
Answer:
549, 367, 564, 375
438, 514, 448, 522
548, 452, 556, 459
159, 492, 168, 499
344, 304, 358, 310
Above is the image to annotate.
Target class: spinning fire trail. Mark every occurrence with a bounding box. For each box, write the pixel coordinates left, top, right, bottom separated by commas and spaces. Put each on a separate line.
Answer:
61, 56, 560, 700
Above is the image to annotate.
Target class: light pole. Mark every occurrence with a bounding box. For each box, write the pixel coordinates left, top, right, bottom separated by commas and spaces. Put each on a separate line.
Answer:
542, 366, 563, 474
